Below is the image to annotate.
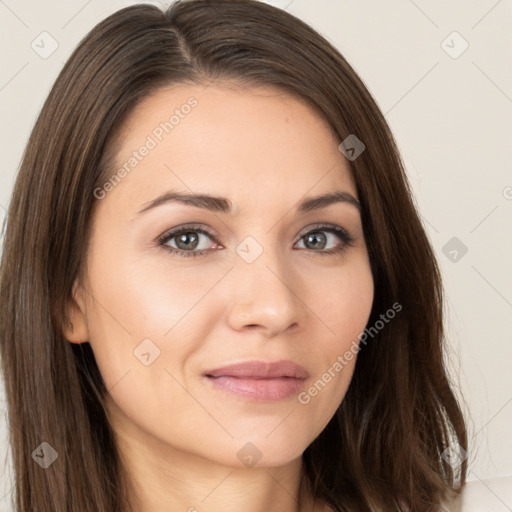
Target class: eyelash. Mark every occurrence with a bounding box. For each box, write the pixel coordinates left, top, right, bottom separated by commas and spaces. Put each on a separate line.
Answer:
158, 223, 355, 258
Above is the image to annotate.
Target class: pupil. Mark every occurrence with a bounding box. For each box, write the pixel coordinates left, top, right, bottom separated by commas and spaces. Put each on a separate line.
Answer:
306, 232, 326, 249
177, 232, 199, 250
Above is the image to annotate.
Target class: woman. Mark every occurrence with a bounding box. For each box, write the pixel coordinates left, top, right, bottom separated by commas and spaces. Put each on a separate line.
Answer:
0, 1, 468, 510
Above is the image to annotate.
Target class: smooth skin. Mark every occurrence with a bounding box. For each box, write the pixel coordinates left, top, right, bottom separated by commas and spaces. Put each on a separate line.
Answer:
64, 83, 374, 512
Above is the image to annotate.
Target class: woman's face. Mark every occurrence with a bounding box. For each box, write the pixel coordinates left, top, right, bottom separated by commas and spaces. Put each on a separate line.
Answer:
70, 83, 374, 468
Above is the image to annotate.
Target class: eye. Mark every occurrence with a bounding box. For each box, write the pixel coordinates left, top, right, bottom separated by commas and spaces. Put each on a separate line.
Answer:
295, 224, 355, 256
157, 223, 355, 258
158, 224, 221, 258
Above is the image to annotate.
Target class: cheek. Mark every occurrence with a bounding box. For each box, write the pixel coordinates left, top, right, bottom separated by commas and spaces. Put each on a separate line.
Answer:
291, 256, 373, 419
83, 249, 230, 389
88, 243, 222, 339
311, 256, 374, 349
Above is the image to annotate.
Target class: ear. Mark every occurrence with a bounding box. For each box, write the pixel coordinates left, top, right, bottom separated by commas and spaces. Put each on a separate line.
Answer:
62, 280, 90, 344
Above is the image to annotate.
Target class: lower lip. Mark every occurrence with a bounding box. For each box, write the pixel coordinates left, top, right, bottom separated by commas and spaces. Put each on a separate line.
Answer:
204, 375, 307, 401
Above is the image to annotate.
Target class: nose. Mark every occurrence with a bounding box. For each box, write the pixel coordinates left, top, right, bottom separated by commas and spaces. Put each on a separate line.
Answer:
225, 247, 302, 337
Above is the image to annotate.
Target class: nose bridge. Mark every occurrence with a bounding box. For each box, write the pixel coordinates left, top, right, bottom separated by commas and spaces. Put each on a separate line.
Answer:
226, 236, 302, 334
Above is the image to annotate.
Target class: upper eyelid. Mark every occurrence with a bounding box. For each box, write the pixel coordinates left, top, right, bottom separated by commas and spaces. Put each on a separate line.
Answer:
158, 224, 217, 245
296, 223, 350, 237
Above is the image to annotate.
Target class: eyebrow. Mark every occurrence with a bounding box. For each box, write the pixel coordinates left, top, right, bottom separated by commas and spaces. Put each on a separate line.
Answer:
136, 189, 361, 216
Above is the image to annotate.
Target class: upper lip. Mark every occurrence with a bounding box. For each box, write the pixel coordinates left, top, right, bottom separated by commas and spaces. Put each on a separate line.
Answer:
204, 360, 309, 380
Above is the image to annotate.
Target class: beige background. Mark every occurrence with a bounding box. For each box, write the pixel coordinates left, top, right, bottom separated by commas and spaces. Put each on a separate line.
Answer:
0, 0, 511, 510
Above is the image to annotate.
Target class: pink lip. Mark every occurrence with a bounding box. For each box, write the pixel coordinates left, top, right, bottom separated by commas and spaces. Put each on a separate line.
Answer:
203, 360, 309, 401
204, 360, 309, 379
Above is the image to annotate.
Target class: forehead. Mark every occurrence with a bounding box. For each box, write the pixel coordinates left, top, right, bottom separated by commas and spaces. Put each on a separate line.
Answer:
104, 83, 357, 214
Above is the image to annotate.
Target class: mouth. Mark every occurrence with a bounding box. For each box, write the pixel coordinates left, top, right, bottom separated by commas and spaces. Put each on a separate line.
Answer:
202, 360, 309, 401
203, 359, 309, 379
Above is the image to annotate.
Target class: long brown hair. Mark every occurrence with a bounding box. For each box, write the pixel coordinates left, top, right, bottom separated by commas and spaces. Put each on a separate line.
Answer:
0, 1, 467, 510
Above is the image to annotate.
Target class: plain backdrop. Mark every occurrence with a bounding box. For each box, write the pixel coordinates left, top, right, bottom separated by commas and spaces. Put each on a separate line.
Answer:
0, 1, 511, 510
